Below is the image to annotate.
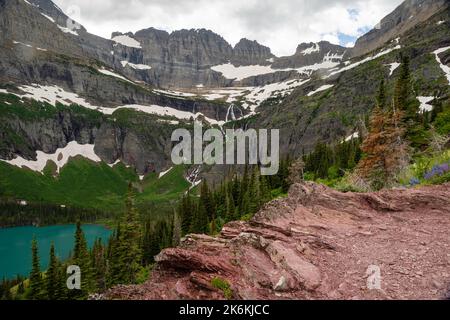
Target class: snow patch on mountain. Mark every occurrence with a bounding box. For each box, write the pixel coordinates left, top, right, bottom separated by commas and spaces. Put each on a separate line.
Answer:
328, 45, 401, 78
9, 84, 99, 110
41, 13, 55, 23
244, 79, 310, 111
2, 85, 223, 125
121, 61, 152, 70
203, 93, 226, 100
1, 141, 101, 173
159, 167, 173, 179
301, 43, 320, 55
387, 62, 401, 76
98, 68, 134, 83
417, 96, 434, 112
212, 51, 344, 81
345, 132, 359, 142
100, 104, 224, 126
433, 47, 450, 83
13, 41, 32, 48
57, 25, 79, 36
153, 89, 196, 98
112, 35, 142, 48
211, 63, 276, 81
307, 84, 334, 96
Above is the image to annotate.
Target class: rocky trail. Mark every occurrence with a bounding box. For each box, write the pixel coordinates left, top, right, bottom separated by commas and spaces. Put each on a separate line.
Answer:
106, 182, 450, 300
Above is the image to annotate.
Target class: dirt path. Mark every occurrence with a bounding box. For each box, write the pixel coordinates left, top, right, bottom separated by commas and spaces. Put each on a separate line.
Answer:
106, 183, 450, 300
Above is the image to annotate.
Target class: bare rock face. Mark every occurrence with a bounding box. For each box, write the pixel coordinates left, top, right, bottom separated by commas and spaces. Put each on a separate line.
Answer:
232, 38, 274, 66
106, 182, 450, 300
350, 0, 449, 58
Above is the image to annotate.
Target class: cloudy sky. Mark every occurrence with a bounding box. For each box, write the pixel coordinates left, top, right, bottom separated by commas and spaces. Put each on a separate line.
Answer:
53, 0, 404, 56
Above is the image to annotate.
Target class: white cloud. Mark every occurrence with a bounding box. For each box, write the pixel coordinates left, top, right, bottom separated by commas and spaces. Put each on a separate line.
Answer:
52, 0, 403, 56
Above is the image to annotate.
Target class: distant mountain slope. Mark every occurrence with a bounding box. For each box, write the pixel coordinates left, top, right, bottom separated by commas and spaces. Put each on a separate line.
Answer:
350, 0, 449, 58
250, 3, 450, 157
0, 0, 449, 207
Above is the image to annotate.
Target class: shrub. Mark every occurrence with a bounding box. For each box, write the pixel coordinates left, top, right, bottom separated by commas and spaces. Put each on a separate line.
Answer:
211, 277, 233, 299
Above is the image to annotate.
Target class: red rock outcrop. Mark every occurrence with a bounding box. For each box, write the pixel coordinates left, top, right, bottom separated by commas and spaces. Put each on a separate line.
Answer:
106, 182, 450, 300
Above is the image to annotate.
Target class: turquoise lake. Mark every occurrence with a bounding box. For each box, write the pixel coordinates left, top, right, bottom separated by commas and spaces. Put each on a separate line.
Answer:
0, 224, 112, 280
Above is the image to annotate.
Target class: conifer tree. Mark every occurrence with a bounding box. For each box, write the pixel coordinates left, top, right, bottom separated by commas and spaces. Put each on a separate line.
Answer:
394, 56, 425, 148
70, 221, 95, 299
28, 237, 42, 300
356, 81, 407, 190
55, 261, 67, 300
91, 238, 106, 291
117, 184, 143, 284
106, 225, 123, 287
46, 243, 58, 300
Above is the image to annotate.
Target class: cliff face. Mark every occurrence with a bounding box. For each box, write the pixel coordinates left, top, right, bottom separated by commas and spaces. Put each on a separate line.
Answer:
114, 29, 276, 87
105, 182, 450, 300
350, 0, 449, 58
232, 38, 274, 66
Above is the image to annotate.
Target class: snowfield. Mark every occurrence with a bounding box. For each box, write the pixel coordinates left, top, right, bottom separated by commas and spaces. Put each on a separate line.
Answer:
417, 96, 435, 112
328, 45, 401, 78
100, 104, 225, 126
433, 47, 450, 83
13, 41, 32, 48
211, 63, 276, 81
153, 89, 196, 97
41, 13, 55, 23
121, 61, 152, 70
8, 84, 99, 110
301, 43, 320, 55
0, 84, 223, 125
387, 62, 401, 76
97, 68, 134, 83
112, 35, 142, 48
345, 132, 360, 142
307, 84, 334, 96
1, 141, 101, 173
57, 25, 79, 36
211, 52, 343, 81
159, 167, 173, 179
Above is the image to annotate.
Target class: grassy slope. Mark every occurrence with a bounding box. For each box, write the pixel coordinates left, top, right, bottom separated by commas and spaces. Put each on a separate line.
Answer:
0, 89, 196, 218
0, 159, 191, 216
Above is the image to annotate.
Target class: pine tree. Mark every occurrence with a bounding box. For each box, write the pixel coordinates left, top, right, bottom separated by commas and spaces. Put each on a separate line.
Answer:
394, 55, 425, 148
115, 184, 143, 284
28, 237, 42, 300
46, 243, 58, 300
91, 238, 107, 291
190, 202, 208, 234
356, 81, 408, 190
70, 221, 95, 299
55, 261, 67, 300
259, 175, 272, 205
106, 226, 122, 287
377, 79, 386, 110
